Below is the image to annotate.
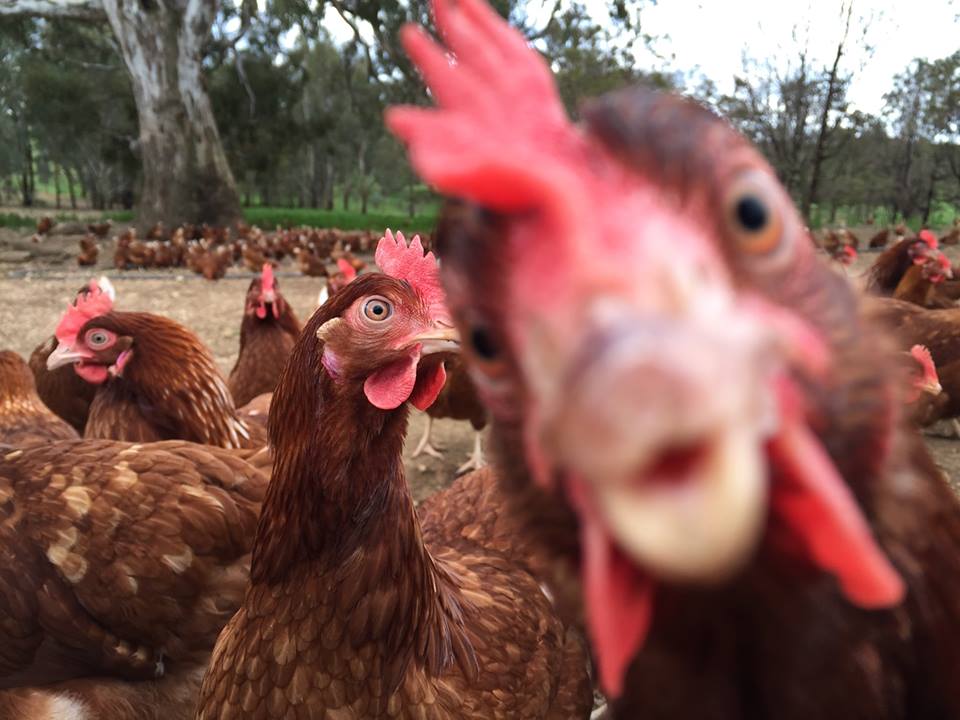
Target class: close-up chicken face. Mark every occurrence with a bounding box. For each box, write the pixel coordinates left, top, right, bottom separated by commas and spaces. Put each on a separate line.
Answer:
387, 0, 905, 695
316, 273, 458, 412
48, 317, 134, 384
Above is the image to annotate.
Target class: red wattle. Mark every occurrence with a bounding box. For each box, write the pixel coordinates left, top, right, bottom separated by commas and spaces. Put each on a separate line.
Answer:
768, 417, 905, 608
363, 346, 421, 410
567, 477, 653, 697
409, 360, 446, 411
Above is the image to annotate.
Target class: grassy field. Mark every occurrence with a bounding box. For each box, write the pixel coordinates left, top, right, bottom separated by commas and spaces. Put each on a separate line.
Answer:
0, 205, 439, 233
1, 200, 954, 234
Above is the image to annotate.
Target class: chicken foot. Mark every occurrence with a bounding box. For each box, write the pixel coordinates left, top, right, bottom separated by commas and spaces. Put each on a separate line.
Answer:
412, 414, 444, 459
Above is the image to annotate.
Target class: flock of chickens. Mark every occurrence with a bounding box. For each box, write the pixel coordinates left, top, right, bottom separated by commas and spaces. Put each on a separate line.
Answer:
3, 0, 960, 717
40, 217, 391, 283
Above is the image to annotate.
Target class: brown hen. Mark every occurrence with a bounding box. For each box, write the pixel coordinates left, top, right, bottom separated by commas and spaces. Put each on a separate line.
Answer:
0, 439, 267, 719
228, 264, 301, 408
197, 232, 591, 720
28, 279, 115, 434
46, 291, 263, 449
0, 351, 78, 445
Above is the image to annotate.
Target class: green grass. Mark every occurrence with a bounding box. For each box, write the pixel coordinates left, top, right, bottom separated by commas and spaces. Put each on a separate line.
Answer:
0, 211, 98, 229
0, 207, 437, 233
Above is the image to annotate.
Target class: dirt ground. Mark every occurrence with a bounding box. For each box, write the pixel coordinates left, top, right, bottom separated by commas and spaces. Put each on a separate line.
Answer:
2, 225, 960, 501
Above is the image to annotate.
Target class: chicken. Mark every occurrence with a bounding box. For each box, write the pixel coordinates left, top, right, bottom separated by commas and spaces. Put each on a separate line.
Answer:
28, 277, 116, 434
868, 227, 890, 249
0, 350, 78, 445
827, 242, 857, 269
412, 355, 489, 474
295, 246, 328, 277
77, 235, 100, 267
900, 344, 948, 427
867, 297, 960, 435
317, 257, 358, 307
36, 216, 53, 235
241, 242, 269, 273
387, 0, 960, 714
198, 246, 231, 281
0, 439, 267, 719
87, 220, 112, 238
865, 231, 955, 308
46, 289, 262, 449
196, 231, 592, 720
228, 264, 302, 408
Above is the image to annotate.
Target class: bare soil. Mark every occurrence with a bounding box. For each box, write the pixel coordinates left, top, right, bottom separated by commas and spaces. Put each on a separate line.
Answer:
2, 226, 960, 501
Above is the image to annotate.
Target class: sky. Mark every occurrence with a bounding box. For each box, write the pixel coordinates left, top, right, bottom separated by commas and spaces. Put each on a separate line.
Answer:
632, 0, 957, 115
321, 0, 957, 116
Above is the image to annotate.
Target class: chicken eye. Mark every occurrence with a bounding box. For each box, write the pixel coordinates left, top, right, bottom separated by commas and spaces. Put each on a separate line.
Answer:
86, 329, 111, 348
470, 326, 500, 361
362, 297, 393, 322
725, 176, 784, 256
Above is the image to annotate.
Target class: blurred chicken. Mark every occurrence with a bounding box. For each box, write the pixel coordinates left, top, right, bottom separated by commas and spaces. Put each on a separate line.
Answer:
295, 246, 328, 277
900, 344, 949, 427
0, 350, 79, 445
198, 246, 231, 281
228, 264, 301, 407
87, 220, 112, 238
388, 0, 960, 714
317, 257, 357, 307
865, 231, 954, 308
35, 216, 53, 235
77, 234, 99, 267
868, 227, 890, 249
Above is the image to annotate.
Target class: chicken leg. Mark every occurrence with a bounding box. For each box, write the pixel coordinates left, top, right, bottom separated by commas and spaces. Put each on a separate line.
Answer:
412, 414, 444, 459
457, 430, 486, 475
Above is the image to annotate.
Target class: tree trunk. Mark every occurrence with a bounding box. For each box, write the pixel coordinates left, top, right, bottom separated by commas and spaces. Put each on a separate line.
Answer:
324, 157, 335, 211
65, 166, 77, 209
801, 3, 851, 221
20, 140, 34, 207
99, 0, 240, 230
922, 172, 936, 226
54, 163, 61, 209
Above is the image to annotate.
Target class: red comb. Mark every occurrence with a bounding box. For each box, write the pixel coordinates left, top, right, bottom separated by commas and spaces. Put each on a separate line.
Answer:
385, 0, 585, 229
919, 229, 938, 249
55, 288, 113, 348
261, 263, 275, 294
910, 345, 939, 387
337, 258, 357, 281
376, 229, 445, 314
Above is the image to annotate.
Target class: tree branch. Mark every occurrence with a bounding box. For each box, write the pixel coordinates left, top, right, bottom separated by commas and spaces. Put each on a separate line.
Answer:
328, 0, 384, 87
0, 0, 104, 20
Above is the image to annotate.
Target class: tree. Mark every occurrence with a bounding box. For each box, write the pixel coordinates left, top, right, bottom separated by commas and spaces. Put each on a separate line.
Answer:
801, 0, 856, 220
0, 0, 242, 228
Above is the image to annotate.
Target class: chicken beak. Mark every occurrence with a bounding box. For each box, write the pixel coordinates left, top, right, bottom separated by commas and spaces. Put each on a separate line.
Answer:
412, 325, 460, 356
47, 343, 93, 370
